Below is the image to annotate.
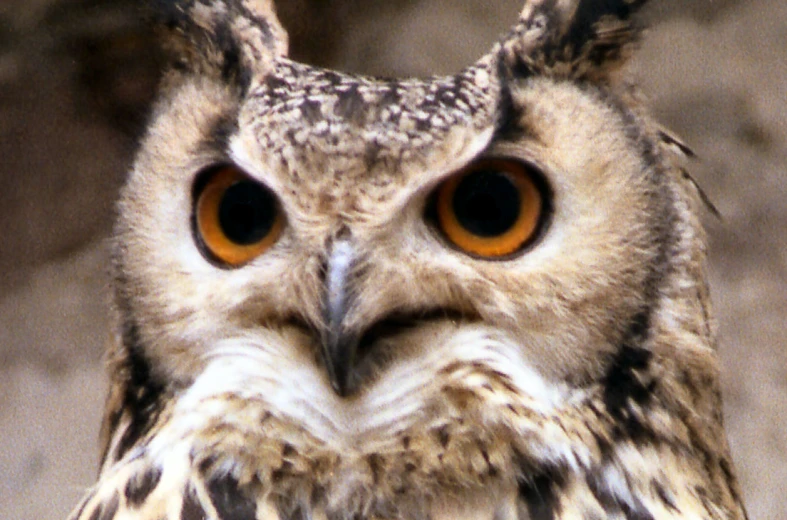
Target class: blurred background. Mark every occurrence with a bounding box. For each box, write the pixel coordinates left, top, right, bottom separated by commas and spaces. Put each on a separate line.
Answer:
0, 0, 784, 518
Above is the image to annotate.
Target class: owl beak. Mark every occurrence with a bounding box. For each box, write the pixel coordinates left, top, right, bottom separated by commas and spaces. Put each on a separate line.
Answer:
322, 317, 360, 397
321, 239, 359, 396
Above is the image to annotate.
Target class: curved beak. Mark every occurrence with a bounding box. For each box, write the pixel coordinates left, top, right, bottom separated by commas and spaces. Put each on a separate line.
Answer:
320, 239, 359, 396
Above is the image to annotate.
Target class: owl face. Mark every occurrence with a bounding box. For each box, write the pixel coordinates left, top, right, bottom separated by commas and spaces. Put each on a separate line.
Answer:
117, 54, 668, 425
86, 1, 747, 519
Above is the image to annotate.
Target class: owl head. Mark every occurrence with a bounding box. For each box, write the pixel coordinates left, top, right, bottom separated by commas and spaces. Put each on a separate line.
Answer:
97, 1, 745, 517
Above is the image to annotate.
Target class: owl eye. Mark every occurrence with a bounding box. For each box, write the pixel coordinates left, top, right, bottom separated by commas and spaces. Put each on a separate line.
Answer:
193, 165, 284, 267
432, 158, 546, 258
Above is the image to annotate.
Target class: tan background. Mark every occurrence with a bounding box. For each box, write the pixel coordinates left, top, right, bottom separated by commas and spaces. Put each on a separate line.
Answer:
1, 1, 784, 519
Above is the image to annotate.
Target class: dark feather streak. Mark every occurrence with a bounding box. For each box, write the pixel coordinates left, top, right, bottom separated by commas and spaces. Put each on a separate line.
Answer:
125, 466, 163, 507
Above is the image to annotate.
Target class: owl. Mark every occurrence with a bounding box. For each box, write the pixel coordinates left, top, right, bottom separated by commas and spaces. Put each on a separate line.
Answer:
67, 0, 749, 519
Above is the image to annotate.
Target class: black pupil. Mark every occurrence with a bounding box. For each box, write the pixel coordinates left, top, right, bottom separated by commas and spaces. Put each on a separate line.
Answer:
452, 169, 521, 237
218, 181, 276, 245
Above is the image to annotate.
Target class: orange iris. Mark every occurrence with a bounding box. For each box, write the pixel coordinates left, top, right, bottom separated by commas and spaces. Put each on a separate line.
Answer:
195, 165, 283, 267
434, 158, 544, 258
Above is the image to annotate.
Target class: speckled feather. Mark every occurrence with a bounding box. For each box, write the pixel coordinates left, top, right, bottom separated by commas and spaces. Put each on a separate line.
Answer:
69, 1, 747, 519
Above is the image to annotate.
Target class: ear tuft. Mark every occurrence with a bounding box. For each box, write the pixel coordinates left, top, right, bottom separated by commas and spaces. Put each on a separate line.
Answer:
499, 0, 649, 84
150, 0, 288, 89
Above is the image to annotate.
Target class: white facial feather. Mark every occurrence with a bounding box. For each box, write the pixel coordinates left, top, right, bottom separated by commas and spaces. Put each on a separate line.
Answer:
175, 323, 573, 452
